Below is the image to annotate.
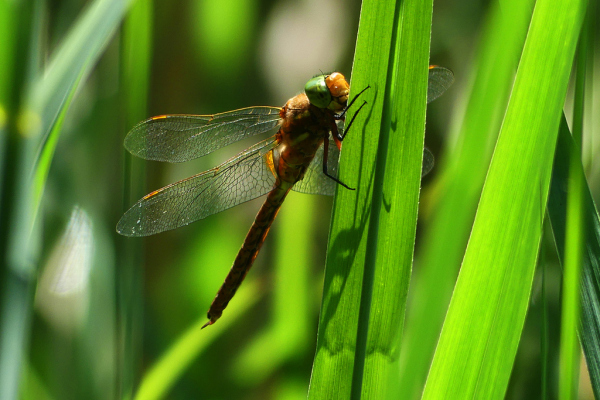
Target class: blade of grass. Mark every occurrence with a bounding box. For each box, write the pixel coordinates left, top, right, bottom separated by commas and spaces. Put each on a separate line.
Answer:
541, 232, 549, 399
549, 116, 600, 398
32, 72, 83, 223
355, 0, 433, 397
29, 0, 132, 217
399, 0, 534, 396
0, 0, 18, 195
309, 0, 434, 397
422, 0, 587, 397
118, 0, 152, 397
25, 0, 131, 146
0, 2, 39, 398
557, 23, 589, 398
308, 0, 396, 396
559, 123, 584, 400
1, 0, 131, 397
133, 281, 261, 400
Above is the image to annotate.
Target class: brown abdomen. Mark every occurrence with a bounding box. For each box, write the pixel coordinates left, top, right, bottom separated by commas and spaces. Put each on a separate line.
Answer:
203, 183, 291, 327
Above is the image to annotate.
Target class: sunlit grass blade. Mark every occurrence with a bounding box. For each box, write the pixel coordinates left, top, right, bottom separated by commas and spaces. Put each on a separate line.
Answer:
0, 0, 18, 191
309, 1, 396, 395
422, 0, 587, 397
399, 0, 534, 396
0, 0, 17, 106
25, 0, 131, 145
29, 0, 132, 217
32, 73, 82, 222
122, 0, 152, 130
134, 281, 261, 400
309, 0, 434, 397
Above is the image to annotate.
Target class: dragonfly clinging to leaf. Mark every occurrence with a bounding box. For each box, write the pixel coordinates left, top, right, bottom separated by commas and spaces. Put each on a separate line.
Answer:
117, 66, 454, 327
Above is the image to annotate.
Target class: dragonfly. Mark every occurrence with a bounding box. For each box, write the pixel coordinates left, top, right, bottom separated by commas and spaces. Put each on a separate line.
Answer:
117, 66, 454, 328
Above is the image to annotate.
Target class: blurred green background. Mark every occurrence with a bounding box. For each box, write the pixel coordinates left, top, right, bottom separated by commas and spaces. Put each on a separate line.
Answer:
1, 0, 598, 399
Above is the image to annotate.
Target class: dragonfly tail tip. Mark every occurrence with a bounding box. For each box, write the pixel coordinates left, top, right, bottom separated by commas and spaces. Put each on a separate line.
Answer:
201, 320, 213, 329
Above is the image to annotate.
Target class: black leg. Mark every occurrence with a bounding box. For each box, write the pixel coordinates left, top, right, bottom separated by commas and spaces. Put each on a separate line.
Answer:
336, 85, 371, 120
322, 136, 355, 190
338, 101, 367, 141
334, 85, 370, 141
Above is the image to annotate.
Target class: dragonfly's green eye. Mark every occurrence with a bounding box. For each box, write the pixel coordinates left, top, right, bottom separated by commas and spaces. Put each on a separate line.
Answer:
304, 75, 332, 108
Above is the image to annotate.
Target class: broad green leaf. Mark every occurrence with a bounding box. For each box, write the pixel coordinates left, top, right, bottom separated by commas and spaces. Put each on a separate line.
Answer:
423, 0, 587, 398
309, 0, 434, 397
399, 0, 534, 395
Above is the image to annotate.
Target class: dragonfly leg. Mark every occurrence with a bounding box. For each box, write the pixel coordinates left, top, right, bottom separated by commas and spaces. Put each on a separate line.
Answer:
335, 85, 371, 120
323, 136, 355, 190
337, 101, 367, 142
334, 85, 370, 142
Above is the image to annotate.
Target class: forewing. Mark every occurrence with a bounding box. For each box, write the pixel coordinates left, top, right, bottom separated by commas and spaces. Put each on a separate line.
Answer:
422, 148, 435, 177
117, 137, 278, 236
293, 142, 433, 196
292, 137, 340, 196
427, 66, 454, 104
124, 106, 282, 162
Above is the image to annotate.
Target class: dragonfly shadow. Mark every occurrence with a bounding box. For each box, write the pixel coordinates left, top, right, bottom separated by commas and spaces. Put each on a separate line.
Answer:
317, 96, 378, 338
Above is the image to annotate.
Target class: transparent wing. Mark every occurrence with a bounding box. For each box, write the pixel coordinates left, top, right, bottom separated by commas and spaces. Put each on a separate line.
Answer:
124, 106, 282, 163
292, 137, 340, 196
117, 137, 278, 236
422, 148, 435, 177
427, 66, 454, 104
293, 142, 434, 196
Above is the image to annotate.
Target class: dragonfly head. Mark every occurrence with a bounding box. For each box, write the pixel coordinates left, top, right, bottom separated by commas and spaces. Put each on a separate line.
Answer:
325, 72, 349, 111
304, 72, 349, 111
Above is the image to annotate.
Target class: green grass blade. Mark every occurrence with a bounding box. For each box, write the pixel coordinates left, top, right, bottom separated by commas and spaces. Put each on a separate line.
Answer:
0, 0, 18, 189
399, 0, 534, 396
25, 0, 131, 143
541, 237, 549, 399
134, 281, 261, 400
309, 0, 434, 397
308, 1, 395, 396
122, 0, 153, 129
557, 25, 589, 398
559, 126, 584, 399
118, 0, 152, 397
29, 0, 132, 216
0, 3, 41, 399
549, 116, 600, 398
32, 73, 82, 223
422, 0, 587, 397
1, 0, 130, 397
